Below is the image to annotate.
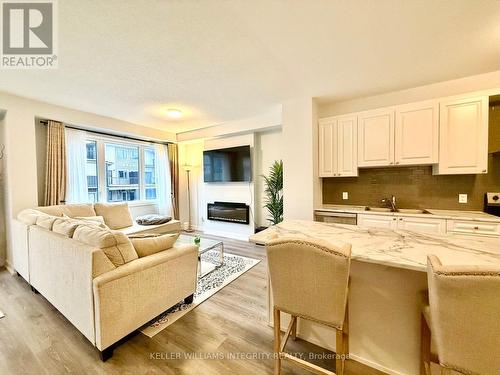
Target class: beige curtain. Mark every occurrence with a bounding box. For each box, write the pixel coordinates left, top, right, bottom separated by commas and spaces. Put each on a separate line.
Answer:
44, 120, 67, 206
168, 143, 179, 220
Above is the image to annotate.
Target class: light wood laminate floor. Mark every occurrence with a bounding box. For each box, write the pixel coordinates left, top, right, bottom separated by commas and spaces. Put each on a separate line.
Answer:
0, 234, 385, 375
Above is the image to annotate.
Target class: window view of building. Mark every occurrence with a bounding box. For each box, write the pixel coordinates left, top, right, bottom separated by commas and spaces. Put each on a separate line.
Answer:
105, 144, 140, 202
86, 141, 98, 203
144, 148, 157, 200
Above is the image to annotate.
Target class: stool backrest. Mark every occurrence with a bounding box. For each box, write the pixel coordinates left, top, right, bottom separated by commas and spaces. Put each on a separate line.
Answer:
427, 255, 500, 374
266, 236, 351, 330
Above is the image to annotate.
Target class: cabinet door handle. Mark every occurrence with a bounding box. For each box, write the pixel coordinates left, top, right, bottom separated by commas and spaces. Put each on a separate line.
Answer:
474, 226, 479, 230
482, 170, 487, 173
395, 161, 400, 164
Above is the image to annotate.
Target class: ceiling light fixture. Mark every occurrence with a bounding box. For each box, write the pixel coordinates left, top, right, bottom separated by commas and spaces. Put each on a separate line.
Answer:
166, 108, 183, 119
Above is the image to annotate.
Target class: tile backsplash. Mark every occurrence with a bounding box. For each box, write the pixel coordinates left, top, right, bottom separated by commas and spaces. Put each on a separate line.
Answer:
322, 154, 500, 210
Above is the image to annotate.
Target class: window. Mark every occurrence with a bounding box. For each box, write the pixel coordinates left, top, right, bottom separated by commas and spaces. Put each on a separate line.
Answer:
144, 148, 157, 200
105, 144, 140, 203
85, 141, 98, 203
83, 137, 160, 203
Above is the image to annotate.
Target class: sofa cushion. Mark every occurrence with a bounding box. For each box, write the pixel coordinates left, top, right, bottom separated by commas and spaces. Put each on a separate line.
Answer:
130, 233, 180, 258
94, 203, 133, 230
53, 217, 81, 237
73, 224, 138, 266
17, 209, 50, 225
37, 204, 96, 218
63, 214, 107, 228
36, 215, 58, 230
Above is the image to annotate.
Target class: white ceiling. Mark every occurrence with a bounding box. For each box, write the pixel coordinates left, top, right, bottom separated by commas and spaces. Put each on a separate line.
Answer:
1, 0, 499, 133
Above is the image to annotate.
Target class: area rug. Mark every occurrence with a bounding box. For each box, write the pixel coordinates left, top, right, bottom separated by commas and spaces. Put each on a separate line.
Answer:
140, 250, 260, 338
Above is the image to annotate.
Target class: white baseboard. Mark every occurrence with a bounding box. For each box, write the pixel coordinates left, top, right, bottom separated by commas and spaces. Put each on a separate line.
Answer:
4, 260, 15, 275
203, 228, 250, 242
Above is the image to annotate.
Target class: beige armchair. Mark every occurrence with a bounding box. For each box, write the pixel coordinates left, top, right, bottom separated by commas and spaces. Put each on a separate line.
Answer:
266, 236, 351, 375
421, 255, 500, 375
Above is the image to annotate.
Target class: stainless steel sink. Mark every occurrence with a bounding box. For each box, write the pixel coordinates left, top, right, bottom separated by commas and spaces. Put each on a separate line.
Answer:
365, 207, 430, 214
397, 208, 430, 214
365, 207, 393, 212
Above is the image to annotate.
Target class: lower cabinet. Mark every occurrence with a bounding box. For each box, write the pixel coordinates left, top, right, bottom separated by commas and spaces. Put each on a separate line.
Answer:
358, 214, 446, 235
357, 214, 397, 230
446, 220, 500, 236
396, 216, 446, 235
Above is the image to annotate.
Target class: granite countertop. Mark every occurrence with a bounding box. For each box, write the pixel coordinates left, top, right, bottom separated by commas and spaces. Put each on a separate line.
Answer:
315, 205, 500, 223
250, 220, 500, 272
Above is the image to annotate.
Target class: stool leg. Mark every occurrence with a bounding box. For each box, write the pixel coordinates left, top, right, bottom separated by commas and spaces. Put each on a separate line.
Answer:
291, 316, 297, 341
273, 307, 281, 375
421, 312, 431, 375
336, 329, 345, 375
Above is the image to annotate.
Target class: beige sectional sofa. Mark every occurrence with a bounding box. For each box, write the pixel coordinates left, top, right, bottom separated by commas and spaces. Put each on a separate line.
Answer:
11, 203, 198, 360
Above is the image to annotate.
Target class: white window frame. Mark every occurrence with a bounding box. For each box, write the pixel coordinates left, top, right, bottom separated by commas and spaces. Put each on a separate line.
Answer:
86, 134, 158, 206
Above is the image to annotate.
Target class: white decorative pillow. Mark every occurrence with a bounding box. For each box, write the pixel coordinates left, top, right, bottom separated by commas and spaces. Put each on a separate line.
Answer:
17, 209, 50, 225
53, 217, 81, 237
130, 233, 180, 258
35, 215, 58, 230
63, 214, 108, 228
94, 203, 133, 230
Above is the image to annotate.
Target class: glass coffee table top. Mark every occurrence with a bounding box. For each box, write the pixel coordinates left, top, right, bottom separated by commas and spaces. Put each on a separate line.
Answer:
176, 234, 224, 278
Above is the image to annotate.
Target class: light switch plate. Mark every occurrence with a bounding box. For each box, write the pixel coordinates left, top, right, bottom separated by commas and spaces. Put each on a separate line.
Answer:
459, 194, 468, 204
342, 192, 349, 200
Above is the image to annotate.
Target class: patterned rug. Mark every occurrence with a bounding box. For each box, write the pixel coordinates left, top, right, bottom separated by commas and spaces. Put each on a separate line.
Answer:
140, 250, 260, 338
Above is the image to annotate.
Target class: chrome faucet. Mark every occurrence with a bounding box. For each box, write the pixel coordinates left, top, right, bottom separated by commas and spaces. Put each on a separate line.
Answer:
381, 195, 397, 212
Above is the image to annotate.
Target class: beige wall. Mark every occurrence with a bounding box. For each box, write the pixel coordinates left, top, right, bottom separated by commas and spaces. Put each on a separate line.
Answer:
0, 113, 6, 266
0, 91, 175, 271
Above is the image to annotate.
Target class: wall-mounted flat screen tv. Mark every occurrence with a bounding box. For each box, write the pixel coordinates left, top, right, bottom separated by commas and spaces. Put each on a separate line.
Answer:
203, 145, 251, 182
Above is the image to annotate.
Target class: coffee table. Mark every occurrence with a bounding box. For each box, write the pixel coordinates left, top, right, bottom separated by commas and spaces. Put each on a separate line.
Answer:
176, 234, 224, 278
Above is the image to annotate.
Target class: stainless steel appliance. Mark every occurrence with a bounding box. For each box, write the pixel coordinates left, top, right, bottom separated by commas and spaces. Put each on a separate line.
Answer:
484, 193, 500, 217
314, 211, 357, 225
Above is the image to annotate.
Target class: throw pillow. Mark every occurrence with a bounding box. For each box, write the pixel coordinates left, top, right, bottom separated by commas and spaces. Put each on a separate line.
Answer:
130, 233, 180, 258
94, 202, 133, 230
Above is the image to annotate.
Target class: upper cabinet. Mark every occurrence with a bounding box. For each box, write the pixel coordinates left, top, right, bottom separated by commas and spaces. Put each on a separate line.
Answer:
318, 119, 337, 177
434, 96, 489, 175
357, 108, 395, 167
319, 115, 358, 177
319, 92, 490, 177
394, 100, 439, 165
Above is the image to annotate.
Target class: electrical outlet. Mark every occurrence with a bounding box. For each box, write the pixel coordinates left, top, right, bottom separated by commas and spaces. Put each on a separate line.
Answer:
459, 194, 468, 204
342, 192, 349, 200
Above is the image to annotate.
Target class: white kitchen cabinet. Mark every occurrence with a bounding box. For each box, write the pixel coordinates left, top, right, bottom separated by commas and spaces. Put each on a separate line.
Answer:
318, 116, 358, 177
357, 214, 397, 230
434, 96, 489, 175
396, 216, 446, 235
394, 100, 439, 165
359, 214, 446, 234
446, 220, 500, 236
336, 115, 358, 176
357, 108, 395, 167
318, 119, 336, 177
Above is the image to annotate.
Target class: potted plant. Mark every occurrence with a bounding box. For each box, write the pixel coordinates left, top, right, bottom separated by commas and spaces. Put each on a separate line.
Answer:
260, 160, 283, 230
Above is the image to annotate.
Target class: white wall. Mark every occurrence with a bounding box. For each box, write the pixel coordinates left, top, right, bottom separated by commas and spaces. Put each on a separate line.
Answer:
254, 128, 283, 227
281, 97, 320, 221
319, 70, 500, 117
0, 91, 175, 271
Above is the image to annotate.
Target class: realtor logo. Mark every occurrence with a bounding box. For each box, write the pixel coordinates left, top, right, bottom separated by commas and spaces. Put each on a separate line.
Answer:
1, 0, 57, 68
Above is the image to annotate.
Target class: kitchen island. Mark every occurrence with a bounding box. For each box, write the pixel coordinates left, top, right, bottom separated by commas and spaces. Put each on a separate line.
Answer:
250, 220, 500, 375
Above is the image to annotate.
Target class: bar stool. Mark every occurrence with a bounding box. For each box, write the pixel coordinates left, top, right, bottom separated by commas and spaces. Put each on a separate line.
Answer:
266, 236, 351, 375
421, 255, 500, 375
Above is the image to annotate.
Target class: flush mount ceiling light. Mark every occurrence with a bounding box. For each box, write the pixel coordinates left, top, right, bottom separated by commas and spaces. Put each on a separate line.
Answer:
166, 108, 183, 119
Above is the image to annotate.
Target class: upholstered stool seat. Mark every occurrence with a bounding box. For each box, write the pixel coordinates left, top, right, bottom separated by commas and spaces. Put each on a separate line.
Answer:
421, 255, 500, 375
266, 236, 352, 375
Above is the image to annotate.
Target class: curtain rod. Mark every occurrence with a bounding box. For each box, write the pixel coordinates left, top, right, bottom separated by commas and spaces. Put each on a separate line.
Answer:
39, 119, 173, 146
